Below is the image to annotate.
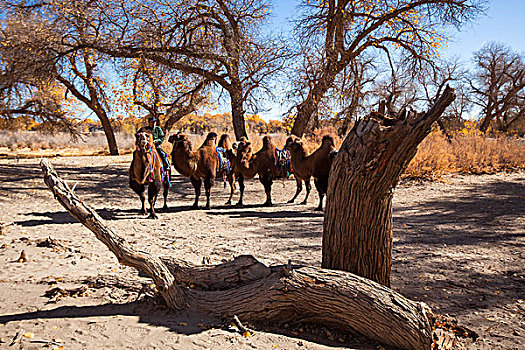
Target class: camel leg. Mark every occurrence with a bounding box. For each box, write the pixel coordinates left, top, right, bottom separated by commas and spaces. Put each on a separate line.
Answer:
190, 177, 202, 209
261, 175, 273, 207
301, 179, 312, 205
288, 178, 302, 204
225, 174, 234, 206
236, 175, 245, 207
161, 180, 169, 211
147, 181, 161, 219
204, 176, 214, 210
314, 178, 324, 211
130, 180, 147, 215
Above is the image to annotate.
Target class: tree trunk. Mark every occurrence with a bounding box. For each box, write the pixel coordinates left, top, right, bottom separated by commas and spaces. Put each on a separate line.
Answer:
96, 109, 119, 155
230, 90, 248, 140
38, 158, 476, 350
323, 86, 456, 287
291, 92, 320, 137
163, 110, 188, 134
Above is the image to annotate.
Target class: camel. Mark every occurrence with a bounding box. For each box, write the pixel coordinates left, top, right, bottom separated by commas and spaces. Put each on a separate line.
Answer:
227, 135, 288, 207
129, 131, 170, 219
284, 135, 337, 211
168, 131, 234, 209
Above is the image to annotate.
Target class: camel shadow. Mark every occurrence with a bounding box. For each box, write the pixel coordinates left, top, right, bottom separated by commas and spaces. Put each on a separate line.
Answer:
207, 209, 324, 220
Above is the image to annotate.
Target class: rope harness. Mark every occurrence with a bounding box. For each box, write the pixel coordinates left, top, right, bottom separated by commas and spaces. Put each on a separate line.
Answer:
136, 138, 170, 185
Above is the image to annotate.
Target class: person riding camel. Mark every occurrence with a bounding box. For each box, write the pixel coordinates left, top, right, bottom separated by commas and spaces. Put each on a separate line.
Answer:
139, 115, 170, 177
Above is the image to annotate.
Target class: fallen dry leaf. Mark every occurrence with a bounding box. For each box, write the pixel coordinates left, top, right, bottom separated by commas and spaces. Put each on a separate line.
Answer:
23, 332, 34, 339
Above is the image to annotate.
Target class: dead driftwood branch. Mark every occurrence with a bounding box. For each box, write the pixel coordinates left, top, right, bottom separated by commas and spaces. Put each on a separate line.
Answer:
41, 158, 470, 350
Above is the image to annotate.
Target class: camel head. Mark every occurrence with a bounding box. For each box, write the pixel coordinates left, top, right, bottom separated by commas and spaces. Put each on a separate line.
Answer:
135, 131, 153, 153
168, 132, 192, 152
284, 135, 304, 153
232, 136, 247, 150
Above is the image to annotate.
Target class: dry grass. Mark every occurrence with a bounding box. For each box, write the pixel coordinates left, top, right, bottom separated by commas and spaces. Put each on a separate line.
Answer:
405, 126, 525, 179
0, 131, 135, 156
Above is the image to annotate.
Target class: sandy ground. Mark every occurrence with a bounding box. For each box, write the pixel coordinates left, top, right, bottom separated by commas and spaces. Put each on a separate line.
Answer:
0, 155, 523, 349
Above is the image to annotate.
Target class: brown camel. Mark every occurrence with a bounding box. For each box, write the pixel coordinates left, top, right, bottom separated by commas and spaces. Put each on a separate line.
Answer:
284, 135, 337, 211
129, 131, 170, 219
227, 135, 287, 207
168, 132, 234, 209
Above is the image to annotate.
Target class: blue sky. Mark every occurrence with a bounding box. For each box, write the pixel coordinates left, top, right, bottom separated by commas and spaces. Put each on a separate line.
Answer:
271, 0, 524, 60
252, 0, 525, 121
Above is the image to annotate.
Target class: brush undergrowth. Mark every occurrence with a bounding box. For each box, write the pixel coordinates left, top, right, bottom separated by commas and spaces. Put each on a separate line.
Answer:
2, 125, 523, 179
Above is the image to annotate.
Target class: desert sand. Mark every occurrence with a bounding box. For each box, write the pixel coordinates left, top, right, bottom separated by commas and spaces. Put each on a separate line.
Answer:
0, 155, 523, 349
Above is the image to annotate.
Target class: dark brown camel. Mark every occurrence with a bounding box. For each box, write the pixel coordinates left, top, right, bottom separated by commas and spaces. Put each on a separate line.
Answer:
227, 135, 286, 207
168, 132, 234, 209
129, 131, 170, 219
285, 135, 337, 211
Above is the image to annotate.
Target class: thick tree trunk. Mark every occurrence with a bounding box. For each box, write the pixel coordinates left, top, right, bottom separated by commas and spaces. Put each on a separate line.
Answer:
163, 109, 193, 133
230, 90, 248, 140
96, 109, 119, 155
37, 158, 474, 350
291, 90, 322, 137
291, 58, 348, 137
479, 113, 493, 133
323, 86, 457, 287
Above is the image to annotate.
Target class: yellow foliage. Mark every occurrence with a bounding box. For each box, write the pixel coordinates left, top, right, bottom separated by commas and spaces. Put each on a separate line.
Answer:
405, 124, 525, 179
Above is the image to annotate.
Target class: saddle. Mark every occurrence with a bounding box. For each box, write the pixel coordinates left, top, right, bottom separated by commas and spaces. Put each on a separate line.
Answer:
216, 147, 231, 173
274, 148, 291, 178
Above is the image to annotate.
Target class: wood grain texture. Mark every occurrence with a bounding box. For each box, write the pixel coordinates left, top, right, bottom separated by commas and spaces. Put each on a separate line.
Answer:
323, 87, 457, 287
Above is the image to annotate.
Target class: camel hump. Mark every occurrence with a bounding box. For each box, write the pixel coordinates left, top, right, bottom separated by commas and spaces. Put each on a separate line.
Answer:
201, 132, 218, 148
218, 134, 232, 150
321, 135, 336, 150
261, 135, 276, 150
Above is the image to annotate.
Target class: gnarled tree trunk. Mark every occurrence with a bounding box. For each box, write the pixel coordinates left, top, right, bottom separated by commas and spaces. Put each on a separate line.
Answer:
230, 89, 248, 140
323, 86, 456, 287
38, 158, 471, 350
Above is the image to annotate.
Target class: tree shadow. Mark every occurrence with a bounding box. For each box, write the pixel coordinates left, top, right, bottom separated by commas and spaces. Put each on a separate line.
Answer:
0, 299, 216, 335
394, 179, 525, 247
391, 178, 525, 317
0, 298, 375, 349
15, 211, 80, 226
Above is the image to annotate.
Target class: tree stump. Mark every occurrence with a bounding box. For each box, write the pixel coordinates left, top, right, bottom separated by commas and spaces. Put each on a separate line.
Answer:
41, 157, 471, 350
323, 86, 457, 287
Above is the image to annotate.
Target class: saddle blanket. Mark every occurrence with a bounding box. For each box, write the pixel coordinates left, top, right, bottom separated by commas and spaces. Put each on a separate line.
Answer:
274, 148, 291, 178
216, 147, 231, 173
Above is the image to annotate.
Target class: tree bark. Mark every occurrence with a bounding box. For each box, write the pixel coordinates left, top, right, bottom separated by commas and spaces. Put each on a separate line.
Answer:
323, 86, 456, 287
479, 113, 493, 133
230, 90, 248, 140
291, 82, 328, 137
38, 158, 463, 350
96, 109, 119, 155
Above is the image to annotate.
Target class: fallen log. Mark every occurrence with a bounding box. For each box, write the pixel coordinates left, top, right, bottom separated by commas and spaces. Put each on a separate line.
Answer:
41, 158, 465, 350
